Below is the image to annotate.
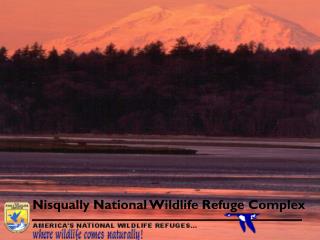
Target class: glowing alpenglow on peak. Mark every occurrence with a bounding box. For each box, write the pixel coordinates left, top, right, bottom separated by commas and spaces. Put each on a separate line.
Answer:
46, 3, 320, 52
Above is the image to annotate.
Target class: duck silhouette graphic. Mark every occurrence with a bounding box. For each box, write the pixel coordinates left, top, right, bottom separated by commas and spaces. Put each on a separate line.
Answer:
9, 211, 21, 223
225, 213, 259, 233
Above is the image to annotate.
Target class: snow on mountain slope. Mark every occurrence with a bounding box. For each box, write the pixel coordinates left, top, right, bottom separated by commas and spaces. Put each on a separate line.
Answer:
45, 3, 320, 52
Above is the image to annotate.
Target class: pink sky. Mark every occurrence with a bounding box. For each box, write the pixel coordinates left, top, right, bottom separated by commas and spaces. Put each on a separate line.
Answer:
1, 0, 319, 50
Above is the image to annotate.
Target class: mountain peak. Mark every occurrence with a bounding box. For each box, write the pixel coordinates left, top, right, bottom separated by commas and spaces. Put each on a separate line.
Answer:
119, 5, 170, 20
224, 4, 264, 15
234, 4, 258, 11
46, 4, 320, 52
137, 5, 166, 14
110, 5, 172, 29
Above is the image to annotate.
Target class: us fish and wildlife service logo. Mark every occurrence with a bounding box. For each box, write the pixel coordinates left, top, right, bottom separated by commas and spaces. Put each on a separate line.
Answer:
4, 202, 30, 233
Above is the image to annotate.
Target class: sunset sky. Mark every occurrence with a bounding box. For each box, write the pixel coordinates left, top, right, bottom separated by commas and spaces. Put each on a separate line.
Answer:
1, 0, 319, 50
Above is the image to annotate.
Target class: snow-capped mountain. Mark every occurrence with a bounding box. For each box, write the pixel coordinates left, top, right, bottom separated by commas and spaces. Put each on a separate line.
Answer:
45, 3, 320, 52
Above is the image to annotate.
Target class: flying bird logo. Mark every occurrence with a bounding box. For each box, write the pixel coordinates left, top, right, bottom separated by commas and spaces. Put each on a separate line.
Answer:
225, 213, 259, 233
8, 211, 21, 222
4, 202, 30, 233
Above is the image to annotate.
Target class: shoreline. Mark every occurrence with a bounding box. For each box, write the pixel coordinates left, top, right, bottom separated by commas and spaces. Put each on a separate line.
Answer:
0, 135, 320, 150
0, 139, 197, 155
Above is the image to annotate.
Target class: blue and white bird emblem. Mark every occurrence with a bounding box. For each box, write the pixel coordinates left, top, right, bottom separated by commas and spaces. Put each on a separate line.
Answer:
9, 211, 21, 222
225, 213, 259, 233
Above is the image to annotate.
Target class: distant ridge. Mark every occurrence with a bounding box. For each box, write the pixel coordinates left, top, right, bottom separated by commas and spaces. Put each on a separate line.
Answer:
45, 3, 320, 52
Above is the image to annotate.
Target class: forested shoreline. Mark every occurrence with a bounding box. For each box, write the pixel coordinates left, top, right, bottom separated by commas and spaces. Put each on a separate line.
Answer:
0, 38, 319, 137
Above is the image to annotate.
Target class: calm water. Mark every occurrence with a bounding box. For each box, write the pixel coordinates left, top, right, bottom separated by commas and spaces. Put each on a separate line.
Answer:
0, 145, 319, 239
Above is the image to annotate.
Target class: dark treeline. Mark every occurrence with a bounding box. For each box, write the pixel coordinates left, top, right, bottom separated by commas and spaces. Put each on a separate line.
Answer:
0, 38, 320, 137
